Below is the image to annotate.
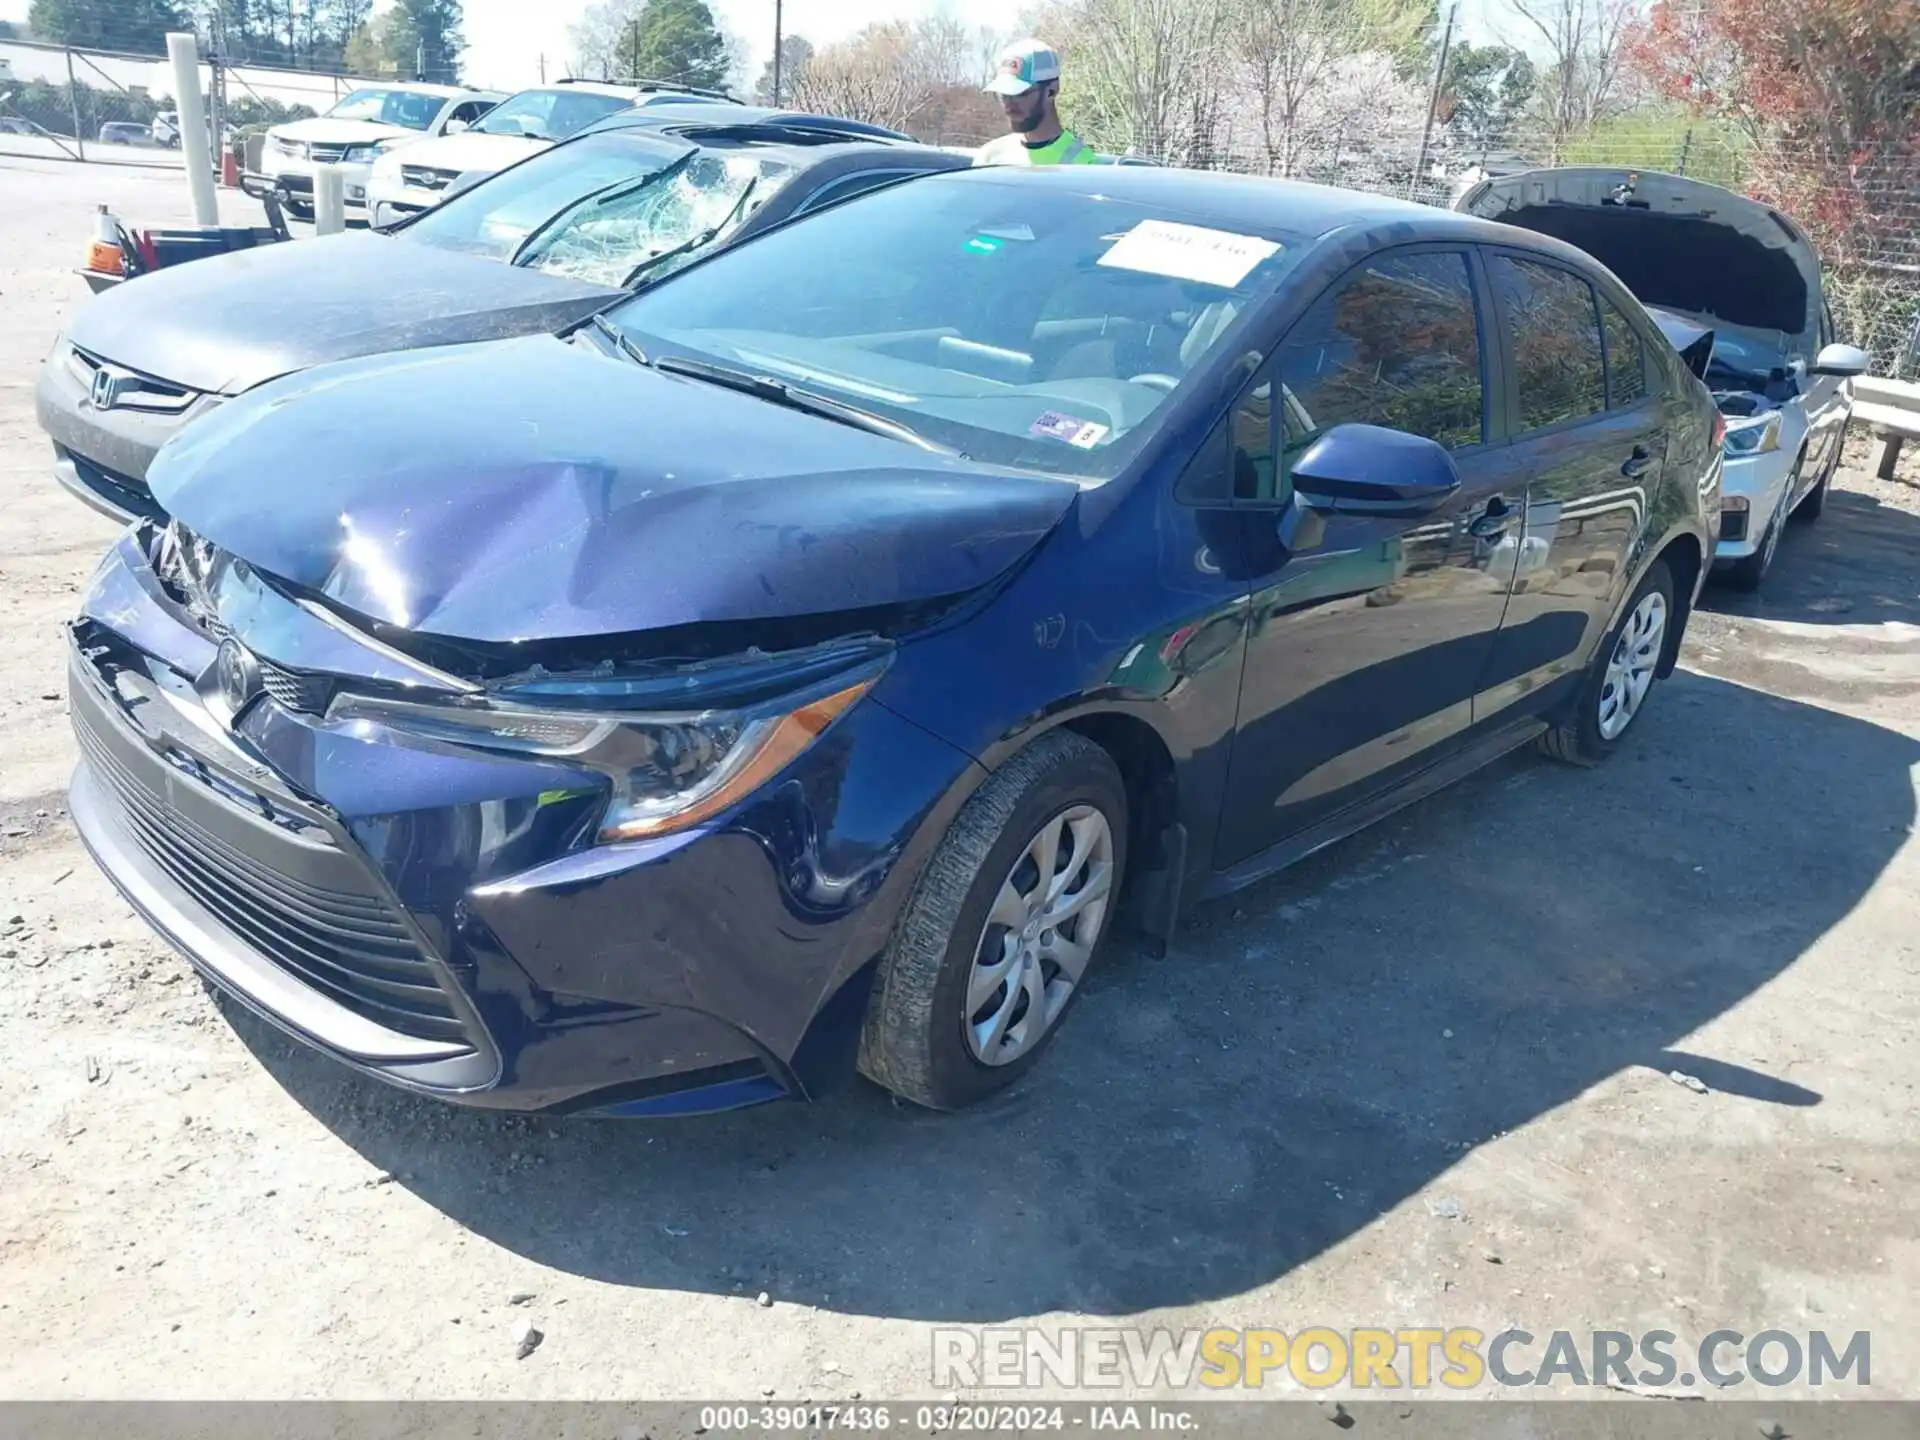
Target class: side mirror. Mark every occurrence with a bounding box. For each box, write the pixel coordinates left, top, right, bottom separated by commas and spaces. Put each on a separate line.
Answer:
445, 119, 469, 134
1811, 342, 1870, 378
1292, 423, 1462, 517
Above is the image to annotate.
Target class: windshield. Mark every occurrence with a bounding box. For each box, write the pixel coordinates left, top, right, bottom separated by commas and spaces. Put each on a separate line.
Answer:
327, 88, 445, 131
472, 88, 635, 141
402, 130, 694, 262
603, 173, 1307, 478
512, 145, 795, 287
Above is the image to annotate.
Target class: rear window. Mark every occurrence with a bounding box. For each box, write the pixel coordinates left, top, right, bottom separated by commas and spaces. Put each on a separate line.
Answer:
1600, 298, 1648, 408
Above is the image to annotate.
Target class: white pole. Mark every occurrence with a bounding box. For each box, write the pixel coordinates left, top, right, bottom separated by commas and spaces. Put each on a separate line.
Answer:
166, 31, 219, 227
313, 165, 346, 235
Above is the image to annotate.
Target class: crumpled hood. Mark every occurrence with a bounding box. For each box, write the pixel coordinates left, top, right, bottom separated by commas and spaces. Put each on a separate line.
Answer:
1456, 167, 1821, 343
64, 232, 621, 395
270, 116, 420, 146
148, 335, 1077, 645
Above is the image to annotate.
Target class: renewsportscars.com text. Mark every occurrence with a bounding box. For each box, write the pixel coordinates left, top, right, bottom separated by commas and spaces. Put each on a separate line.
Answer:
931, 1326, 1871, 1391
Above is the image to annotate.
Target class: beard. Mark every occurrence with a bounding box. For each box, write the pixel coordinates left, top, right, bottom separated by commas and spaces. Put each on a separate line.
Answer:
1009, 99, 1047, 133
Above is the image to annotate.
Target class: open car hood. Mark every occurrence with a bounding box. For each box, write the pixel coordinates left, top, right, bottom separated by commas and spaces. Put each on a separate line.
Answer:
1456, 167, 1821, 344
147, 335, 1077, 646
64, 232, 623, 395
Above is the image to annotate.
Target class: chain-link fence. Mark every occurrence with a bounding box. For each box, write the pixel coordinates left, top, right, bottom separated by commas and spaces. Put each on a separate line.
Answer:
0, 38, 353, 166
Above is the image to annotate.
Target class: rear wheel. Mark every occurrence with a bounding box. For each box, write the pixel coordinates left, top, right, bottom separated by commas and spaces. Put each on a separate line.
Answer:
859, 730, 1128, 1111
1539, 556, 1675, 766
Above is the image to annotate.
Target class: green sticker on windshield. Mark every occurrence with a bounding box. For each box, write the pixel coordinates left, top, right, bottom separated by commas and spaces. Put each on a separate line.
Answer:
964, 235, 1003, 254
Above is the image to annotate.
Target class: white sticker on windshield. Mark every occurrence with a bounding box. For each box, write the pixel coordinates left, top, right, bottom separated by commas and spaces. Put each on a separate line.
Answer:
1097, 219, 1281, 289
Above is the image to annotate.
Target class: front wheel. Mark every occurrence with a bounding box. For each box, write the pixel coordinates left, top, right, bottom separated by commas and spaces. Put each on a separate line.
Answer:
859, 730, 1128, 1111
1539, 556, 1675, 766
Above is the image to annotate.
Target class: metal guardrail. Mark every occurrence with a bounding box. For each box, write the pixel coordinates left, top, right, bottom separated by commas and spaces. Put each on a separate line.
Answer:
1851, 376, 1920, 480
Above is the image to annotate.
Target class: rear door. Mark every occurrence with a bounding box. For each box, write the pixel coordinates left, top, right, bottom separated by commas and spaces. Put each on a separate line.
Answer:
1473, 248, 1669, 723
1212, 245, 1527, 867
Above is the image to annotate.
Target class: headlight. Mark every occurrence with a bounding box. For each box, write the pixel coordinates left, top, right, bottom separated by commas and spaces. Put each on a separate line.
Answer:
1723, 411, 1781, 457
341, 142, 392, 164
324, 673, 878, 843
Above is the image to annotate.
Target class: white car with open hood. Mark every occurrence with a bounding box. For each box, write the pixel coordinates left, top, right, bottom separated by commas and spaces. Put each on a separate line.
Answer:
252, 82, 505, 219
363, 80, 737, 228
1457, 167, 1871, 590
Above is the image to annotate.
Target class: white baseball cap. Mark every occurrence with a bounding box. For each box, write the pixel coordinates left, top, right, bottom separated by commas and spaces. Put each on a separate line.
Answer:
985, 38, 1062, 97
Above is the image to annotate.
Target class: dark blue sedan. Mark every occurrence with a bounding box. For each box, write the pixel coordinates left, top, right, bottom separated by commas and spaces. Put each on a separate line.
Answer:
66, 166, 1722, 1115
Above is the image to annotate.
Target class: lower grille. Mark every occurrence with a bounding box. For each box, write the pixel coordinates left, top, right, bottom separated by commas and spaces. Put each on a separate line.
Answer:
74, 695, 468, 1044
309, 143, 349, 163
260, 659, 336, 714
1719, 509, 1749, 542
61, 447, 162, 522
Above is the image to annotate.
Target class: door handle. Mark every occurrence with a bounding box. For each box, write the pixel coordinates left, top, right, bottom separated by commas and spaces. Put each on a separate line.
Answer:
1467, 498, 1518, 537
1621, 445, 1655, 478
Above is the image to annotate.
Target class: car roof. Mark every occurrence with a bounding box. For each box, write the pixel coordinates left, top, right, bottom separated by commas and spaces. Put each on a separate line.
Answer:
581, 102, 914, 143
938, 164, 1631, 270
343, 81, 484, 99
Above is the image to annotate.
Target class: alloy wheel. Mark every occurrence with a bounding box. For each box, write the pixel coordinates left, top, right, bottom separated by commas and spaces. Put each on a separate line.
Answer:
1597, 591, 1667, 741
963, 804, 1115, 1066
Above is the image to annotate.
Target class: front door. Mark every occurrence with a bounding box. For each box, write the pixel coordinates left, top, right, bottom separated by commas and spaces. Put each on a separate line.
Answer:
1213, 246, 1522, 869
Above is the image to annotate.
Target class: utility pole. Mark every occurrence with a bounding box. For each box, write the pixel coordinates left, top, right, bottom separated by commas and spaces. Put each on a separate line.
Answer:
1409, 2, 1457, 202
771, 0, 784, 104
416, 41, 426, 82
629, 17, 640, 81
1676, 126, 1693, 176
538, 53, 546, 84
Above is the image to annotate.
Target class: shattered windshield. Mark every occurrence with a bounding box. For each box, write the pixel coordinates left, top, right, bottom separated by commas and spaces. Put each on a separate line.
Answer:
327, 88, 444, 130
513, 148, 795, 287
399, 130, 694, 263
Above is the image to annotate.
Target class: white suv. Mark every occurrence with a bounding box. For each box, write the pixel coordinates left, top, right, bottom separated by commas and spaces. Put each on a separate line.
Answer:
363, 81, 730, 228
253, 83, 504, 218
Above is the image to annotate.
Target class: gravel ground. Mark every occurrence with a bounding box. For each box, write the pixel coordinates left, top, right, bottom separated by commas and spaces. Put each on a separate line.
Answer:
1, 154, 1917, 1404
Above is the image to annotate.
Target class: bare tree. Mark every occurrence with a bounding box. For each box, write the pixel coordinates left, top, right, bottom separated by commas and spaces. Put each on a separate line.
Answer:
1505, 0, 1633, 159
1025, 0, 1232, 162
789, 18, 977, 133
1227, 0, 1432, 177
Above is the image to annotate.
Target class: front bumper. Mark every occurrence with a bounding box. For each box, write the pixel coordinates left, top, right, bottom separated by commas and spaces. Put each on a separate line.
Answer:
35, 344, 217, 525
364, 176, 445, 230
66, 532, 979, 1114
253, 151, 376, 207
1711, 446, 1795, 562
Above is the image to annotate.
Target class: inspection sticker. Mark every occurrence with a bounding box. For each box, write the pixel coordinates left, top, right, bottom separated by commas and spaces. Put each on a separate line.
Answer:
1098, 219, 1281, 288
1030, 411, 1110, 448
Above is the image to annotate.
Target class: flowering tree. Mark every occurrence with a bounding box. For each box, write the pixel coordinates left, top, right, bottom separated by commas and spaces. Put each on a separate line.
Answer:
1623, 0, 1920, 270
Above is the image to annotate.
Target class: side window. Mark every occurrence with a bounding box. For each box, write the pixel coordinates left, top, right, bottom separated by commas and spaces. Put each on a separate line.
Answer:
1490, 254, 1607, 431
1599, 298, 1648, 408
1275, 250, 1484, 458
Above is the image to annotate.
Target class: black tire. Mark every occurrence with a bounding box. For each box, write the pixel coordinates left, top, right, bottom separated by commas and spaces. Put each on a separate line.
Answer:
1793, 444, 1837, 523
858, 730, 1128, 1111
1723, 448, 1807, 591
1539, 555, 1676, 767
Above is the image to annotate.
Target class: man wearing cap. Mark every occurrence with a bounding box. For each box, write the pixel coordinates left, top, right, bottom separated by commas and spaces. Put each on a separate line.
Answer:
975, 38, 1100, 167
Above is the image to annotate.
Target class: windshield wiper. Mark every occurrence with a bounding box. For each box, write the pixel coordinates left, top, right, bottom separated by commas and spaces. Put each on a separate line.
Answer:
620, 178, 760, 289
650, 355, 950, 453
509, 149, 698, 267
588, 312, 647, 367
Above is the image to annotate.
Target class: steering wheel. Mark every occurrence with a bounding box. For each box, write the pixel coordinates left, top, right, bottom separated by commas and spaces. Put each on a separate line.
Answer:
1128, 373, 1180, 393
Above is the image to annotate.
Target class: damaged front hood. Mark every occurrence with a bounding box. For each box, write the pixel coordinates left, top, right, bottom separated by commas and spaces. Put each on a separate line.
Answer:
148, 335, 1077, 645
1456, 167, 1820, 341
65, 232, 622, 396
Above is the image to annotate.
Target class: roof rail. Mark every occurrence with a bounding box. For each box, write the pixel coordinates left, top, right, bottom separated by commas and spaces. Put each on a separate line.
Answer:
558, 75, 742, 103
